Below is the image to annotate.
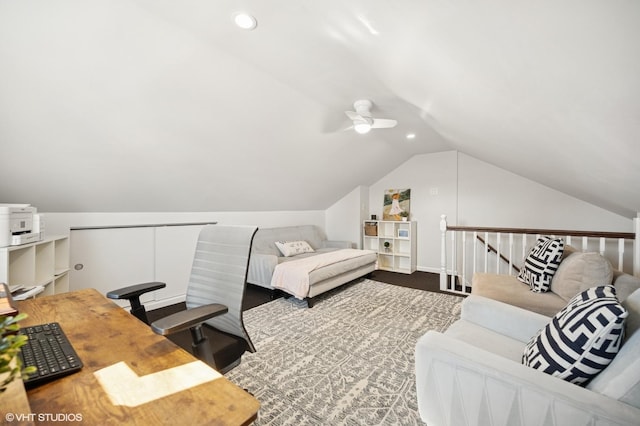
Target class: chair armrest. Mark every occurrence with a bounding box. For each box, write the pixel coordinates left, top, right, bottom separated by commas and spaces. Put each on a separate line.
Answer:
322, 240, 352, 249
107, 281, 166, 301
461, 295, 551, 342
151, 304, 228, 336
415, 331, 640, 425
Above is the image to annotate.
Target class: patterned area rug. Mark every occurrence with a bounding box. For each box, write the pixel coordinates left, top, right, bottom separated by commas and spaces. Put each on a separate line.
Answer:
225, 279, 464, 425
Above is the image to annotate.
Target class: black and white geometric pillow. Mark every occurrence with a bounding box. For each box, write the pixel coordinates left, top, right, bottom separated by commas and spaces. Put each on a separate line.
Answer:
517, 237, 564, 292
522, 285, 628, 386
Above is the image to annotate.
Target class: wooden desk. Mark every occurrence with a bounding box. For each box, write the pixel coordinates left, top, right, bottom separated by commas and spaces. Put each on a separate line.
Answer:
17, 289, 259, 425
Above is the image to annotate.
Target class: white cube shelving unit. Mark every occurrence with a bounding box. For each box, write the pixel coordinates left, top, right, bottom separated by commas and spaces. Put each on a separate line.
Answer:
363, 220, 417, 274
0, 235, 70, 297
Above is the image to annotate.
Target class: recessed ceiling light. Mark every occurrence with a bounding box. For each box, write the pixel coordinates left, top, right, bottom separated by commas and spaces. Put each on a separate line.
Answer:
406, 133, 416, 140
234, 13, 257, 30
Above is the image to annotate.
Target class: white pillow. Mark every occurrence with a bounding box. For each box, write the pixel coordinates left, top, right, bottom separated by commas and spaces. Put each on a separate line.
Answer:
274, 240, 315, 257
550, 251, 613, 302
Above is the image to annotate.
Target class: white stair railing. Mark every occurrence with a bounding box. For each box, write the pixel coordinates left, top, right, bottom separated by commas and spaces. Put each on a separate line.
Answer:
439, 215, 639, 295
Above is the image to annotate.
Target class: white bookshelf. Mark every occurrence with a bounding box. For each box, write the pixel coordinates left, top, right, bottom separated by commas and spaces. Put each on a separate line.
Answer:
0, 236, 70, 298
363, 220, 417, 274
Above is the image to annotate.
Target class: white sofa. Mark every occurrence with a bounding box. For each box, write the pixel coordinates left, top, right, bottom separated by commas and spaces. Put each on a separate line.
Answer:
472, 246, 640, 316
247, 225, 377, 307
415, 291, 640, 425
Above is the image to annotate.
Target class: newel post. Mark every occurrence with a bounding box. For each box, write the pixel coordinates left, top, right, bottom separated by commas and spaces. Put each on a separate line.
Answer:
440, 215, 447, 290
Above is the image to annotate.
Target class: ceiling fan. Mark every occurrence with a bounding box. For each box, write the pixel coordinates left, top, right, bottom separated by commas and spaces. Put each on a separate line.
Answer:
345, 99, 397, 134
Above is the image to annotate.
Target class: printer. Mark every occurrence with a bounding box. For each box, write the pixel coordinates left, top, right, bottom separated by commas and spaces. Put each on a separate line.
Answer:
0, 204, 43, 247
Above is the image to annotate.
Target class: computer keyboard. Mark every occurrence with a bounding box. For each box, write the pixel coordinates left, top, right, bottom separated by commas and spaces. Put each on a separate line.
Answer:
18, 322, 83, 387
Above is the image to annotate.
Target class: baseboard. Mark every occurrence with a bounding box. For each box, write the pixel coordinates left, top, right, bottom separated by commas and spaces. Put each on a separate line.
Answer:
417, 265, 462, 276
417, 266, 440, 274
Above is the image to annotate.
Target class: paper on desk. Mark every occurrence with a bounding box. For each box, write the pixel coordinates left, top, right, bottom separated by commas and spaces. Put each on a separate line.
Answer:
94, 360, 222, 407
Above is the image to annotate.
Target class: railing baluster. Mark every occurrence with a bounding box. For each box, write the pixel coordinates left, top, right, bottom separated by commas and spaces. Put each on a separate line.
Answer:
473, 231, 478, 280
439, 215, 447, 291
461, 231, 467, 292
599, 237, 606, 256
496, 233, 501, 274
508, 233, 514, 276
618, 238, 625, 271
582, 236, 588, 251
450, 231, 456, 291
635, 217, 640, 277
484, 232, 489, 273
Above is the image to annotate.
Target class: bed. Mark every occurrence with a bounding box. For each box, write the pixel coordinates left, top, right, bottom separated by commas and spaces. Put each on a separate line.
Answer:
247, 225, 377, 307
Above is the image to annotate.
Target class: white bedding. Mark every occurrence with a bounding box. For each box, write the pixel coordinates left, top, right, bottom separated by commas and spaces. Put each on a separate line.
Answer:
270, 248, 375, 299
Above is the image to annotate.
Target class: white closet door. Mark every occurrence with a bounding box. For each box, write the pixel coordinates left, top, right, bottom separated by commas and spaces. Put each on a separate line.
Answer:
154, 225, 203, 304
70, 228, 155, 307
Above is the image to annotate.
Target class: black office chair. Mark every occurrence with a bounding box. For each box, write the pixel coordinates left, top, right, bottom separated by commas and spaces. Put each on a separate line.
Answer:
107, 224, 258, 373
107, 281, 166, 324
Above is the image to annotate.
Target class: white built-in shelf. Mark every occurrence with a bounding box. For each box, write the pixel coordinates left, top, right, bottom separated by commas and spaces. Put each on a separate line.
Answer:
0, 235, 70, 298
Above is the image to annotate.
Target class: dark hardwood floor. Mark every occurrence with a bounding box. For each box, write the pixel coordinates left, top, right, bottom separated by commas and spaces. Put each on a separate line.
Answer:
369, 270, 449, 294
146, 270, 454, 371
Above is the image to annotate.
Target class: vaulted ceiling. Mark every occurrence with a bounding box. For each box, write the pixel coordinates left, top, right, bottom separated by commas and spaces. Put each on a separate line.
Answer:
1, 1, 638, 217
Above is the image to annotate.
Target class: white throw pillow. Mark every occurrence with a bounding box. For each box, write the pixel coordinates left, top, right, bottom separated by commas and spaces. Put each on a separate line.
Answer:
517, 236, 564, 292
274, 240, 315, 257
522, 285, 627, 386
550, 251, 613, 302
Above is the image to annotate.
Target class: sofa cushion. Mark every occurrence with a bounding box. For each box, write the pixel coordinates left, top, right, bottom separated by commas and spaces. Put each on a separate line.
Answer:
472, 273, 566, 317
275, 240, 315, 257
522, 285, 627, 386
550, 251, 613, 302
445, 319, 526, 362
517, 237, 564, 293
612, 269, 640, 302
622, 288, 640, 338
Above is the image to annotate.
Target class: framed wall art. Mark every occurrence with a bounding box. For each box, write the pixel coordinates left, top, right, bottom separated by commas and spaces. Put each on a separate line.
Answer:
383, 188, 411, 221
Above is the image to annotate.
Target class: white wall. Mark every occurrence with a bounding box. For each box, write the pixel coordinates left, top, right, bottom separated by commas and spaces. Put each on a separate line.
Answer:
42, 210, 327, 310
42, 152, 636, 285
367, 151, 634, 273
325, 185, 368, 248
368, 151, 459, 273
457, 153, 632, 231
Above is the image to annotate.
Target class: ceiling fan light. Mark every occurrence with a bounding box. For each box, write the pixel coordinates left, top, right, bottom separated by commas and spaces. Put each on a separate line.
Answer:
354, 122, 371, 134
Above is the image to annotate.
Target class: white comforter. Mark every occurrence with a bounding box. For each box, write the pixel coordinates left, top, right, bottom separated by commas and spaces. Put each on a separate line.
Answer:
270, 249, 375, 299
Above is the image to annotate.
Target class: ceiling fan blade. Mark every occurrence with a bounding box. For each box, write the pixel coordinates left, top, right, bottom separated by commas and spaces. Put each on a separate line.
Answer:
371, 118, 398, 129
345, 110, 362, 121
